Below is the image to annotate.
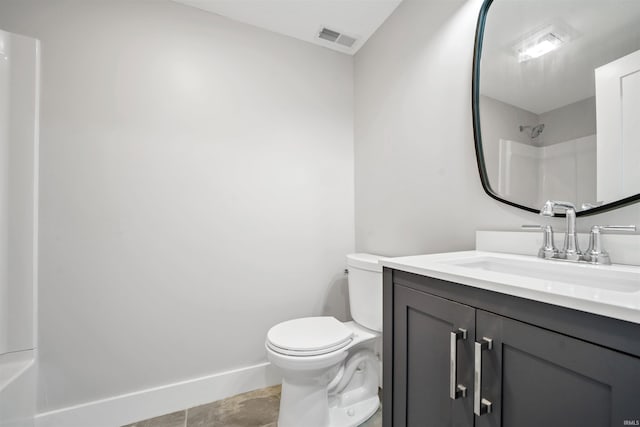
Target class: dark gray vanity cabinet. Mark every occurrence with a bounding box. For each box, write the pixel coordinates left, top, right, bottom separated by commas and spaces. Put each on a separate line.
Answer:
392, 285, 475, 427
383, 269, 640, 427
475, 310, 640, 427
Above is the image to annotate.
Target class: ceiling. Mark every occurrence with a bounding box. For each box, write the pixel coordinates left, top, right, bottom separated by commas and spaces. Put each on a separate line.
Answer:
173, 0, 403, 55
480, 1, 640, 114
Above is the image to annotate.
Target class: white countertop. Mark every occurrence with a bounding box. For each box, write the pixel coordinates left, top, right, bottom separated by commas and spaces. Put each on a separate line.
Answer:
380, 250, 640, 325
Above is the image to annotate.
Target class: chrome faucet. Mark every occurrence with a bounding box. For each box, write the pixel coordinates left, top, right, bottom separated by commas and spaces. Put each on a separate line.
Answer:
528, 201, 636, 265
521, 224, 558, 259
539, 200, 583, 261
584, 225, 637, 265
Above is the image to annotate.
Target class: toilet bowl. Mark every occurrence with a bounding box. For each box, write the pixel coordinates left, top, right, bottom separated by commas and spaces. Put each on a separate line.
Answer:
265, 253, 384, 427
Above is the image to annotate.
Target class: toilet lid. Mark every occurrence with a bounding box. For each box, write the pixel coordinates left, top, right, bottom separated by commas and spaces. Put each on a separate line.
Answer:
267, 317, 353, 356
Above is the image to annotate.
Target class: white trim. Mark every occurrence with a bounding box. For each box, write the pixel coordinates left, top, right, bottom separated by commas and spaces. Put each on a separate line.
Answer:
35, 362, 281, 427
32, 38, 40, 352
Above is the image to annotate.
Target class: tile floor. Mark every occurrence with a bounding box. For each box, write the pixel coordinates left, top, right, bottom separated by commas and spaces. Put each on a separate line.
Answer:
122, 385, 382, 427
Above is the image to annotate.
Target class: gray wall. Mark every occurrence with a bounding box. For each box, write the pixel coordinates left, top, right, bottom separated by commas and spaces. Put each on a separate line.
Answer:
479, 95, 539, 188
539, 97, 597, 146
0, 0, 354, 413
353, 0, 639, 257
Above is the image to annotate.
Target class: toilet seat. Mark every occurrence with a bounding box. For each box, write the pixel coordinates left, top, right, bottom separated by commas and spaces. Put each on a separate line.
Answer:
267, 317, 354, 356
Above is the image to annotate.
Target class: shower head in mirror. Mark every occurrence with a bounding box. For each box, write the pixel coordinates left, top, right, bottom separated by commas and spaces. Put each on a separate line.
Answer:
519, 124, 545, 139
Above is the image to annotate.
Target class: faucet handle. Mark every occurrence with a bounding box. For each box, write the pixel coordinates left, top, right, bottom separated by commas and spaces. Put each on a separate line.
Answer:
521, 225, 558, 259
521, 225, 543, 230
540, 200, 576, 216
581, 201, 603, 210
593, 225, 636, 232
585, 225, 636, 265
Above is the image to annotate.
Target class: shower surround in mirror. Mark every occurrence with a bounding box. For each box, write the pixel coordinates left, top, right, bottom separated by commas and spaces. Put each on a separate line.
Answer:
0, 28, 39, 427
474, 0, 640, 214
480, 95, 596, 208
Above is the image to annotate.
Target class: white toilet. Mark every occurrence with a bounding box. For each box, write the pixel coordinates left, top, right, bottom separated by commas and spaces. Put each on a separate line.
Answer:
265, 253, 384, 427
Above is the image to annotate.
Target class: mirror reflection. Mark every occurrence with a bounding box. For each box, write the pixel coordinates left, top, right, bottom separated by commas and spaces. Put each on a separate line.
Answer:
477, 0, 640, 212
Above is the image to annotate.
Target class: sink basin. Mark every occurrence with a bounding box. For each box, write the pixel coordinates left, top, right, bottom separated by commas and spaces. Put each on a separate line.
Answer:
447, 256, 640, 293
380, 250, 640, 324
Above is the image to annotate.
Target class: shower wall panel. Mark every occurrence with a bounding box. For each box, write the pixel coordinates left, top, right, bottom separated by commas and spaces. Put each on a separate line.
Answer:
0, 29, 38, 357
0, 28, 39, 427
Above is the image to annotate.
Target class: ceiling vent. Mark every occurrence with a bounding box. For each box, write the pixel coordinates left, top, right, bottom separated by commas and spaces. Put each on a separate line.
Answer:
318, 27, 357, 48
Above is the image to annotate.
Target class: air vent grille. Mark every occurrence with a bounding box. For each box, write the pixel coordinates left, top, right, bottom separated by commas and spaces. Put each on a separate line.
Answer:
336, 34, 356, 48
318, 27, 357, 48
319, 27, 340, 42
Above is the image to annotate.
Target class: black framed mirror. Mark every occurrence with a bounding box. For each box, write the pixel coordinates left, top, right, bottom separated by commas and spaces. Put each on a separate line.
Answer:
472, 0, 640, 216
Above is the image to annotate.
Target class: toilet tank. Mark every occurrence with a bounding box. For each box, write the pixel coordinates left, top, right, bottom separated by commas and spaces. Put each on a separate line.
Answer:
346, 253, 385, 332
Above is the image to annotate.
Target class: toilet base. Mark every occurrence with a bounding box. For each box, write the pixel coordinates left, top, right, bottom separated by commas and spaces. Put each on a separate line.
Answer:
268, 321, 381, 427
328, 395, 379, 427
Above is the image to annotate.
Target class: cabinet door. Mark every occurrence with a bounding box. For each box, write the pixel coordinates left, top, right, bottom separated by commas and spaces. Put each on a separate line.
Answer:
475, 310, 640, 427
595, 48, 640, 201
393, 285, 475, 427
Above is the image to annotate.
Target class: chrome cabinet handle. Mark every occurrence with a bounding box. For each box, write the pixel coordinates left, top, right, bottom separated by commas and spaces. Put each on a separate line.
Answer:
449, 328, 467, 399
474, 337, 493, 416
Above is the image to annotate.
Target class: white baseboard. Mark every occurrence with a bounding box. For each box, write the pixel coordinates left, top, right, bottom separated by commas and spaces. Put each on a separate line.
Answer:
35, 362, 281, 427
